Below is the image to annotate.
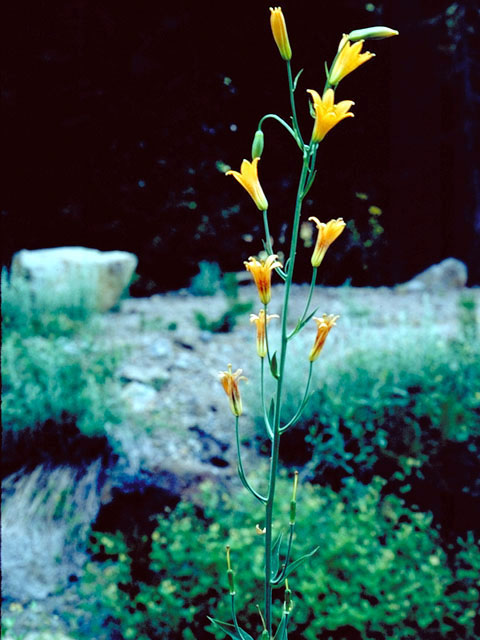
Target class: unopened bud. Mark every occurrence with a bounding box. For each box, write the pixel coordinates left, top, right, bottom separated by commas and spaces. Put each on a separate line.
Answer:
251, 130, 265, 159
269, 7, 292, 61
226, 546, 235, 594
227, 569, 235, 594
284, 579, 293, 612
348, 26, 399, 41
289, 470, 298, 524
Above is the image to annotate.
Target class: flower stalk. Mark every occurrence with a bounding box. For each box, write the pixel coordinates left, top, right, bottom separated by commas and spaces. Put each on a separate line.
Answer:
212, 8, 398, 639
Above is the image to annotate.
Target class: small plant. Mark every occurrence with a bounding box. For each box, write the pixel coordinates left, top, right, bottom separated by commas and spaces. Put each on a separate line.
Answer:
194, 270, 253, 333
189, 261, 222, 296
78, 477, 480, 640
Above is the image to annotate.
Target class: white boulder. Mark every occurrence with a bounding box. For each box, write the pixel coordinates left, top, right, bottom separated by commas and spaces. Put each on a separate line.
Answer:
11, 247, 138, 312
399, 258, 468, 292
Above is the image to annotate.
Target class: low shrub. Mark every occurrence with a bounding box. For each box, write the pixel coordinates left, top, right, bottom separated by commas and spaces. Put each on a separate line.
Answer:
78, 476, 480, 640
1, 267, 97, 339
256, 333, 480, 509
2, 331, 123, 441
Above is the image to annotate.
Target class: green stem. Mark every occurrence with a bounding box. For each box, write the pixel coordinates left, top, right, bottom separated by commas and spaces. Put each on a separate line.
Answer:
300, 268, 317, 324
281, 362, 313, 433
264, 149, 312, 636
258, 113, 296, 141
260, 357, 273, 441
235, 416, 266, 504
271, 522, 295, 585
231, 594, 241, 637
286, 61, 304, 148
263, 210, 286, 281
287, 268, 318, 340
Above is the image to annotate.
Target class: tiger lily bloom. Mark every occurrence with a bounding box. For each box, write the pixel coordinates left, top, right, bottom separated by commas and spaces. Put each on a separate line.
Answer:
219, 364, 247, 416
244, 254, 283, 304
307, 89, 354, 143
309, 314, 340, 362
309, 216, 346, 267
226, 158, 269, 211
328, 38, 375, 86
250, 309, 279, 358
269, 6, 292, 61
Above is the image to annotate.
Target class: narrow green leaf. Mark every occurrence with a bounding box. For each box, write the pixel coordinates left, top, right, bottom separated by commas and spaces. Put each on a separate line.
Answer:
289, 306, 319, 340
270, 351, 279, 379
302, 306, 319, 327
207, 617, 255, 640
268, 397, 275, 427
292, 68, 304, 91
271, 531, 284, 577
283, 546, 319, 580
302, 170, 317, 198
273, 613, 288, 640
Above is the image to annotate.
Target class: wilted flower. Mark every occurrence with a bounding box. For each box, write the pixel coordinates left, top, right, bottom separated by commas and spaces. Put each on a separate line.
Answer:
219, 364, 247, 416
250, 309, 279, 358
309, 314, 339, 361
269, 7, 292, 61
307, 89, 354, 143
329, 38, 375, 86
244, 255, 283, 304
308, 216, 346, 267
226, 158, 269, 211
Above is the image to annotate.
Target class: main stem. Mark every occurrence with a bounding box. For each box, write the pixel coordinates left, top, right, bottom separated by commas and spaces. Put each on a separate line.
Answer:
264, 151, 311, 636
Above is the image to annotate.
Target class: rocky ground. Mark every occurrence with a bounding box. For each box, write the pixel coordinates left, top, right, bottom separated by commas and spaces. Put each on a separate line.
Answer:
101, 282, 478, 482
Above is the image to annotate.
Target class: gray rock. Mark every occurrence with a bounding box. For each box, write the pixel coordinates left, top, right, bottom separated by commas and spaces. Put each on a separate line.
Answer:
11, 247, 138, 313
399, 258, 468, 292
119, 362, 170, 389
120, 381, 158, 413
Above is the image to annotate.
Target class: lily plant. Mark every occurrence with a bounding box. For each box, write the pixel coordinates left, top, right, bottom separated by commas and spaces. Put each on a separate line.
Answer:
213, 8, 398, 640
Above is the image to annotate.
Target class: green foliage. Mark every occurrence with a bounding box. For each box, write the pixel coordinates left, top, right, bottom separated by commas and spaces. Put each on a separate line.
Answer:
78, 477, 480, 640
1, 330, 123, 438
189, 261, 222, 297
193, 269, 253, 333
194, 300, 253, 333
267, 333, 480, 483
1, 267, 96, 339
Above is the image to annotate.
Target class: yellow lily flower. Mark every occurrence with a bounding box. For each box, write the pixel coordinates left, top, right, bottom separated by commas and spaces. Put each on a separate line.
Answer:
269, 7, 292, 61
244, 255, 283, 304
308, 216, 346, 267
226, 157, 268, 211
329, 38, 375, 86
250, 309, 279, 358
219, 364, 247, 416
309, 314, 340, 362
307, 89, 354, 143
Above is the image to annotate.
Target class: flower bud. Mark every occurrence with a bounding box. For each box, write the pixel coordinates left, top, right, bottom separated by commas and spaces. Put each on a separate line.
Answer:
269, 7, 292, 61
348, 26, 399, 41
226, 546, 235, 595
251, 130, 265, 159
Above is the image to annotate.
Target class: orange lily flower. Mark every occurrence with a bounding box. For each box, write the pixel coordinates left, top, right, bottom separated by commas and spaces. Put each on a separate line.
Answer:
307, 89, 354, 143
244, 255, 283, 304
308, 217, 346, 267
250, 309, 279, 358
329, 38, 375, 86
309, 314, 340, 362
226, 158, 268, 211
219, 364, 247, 416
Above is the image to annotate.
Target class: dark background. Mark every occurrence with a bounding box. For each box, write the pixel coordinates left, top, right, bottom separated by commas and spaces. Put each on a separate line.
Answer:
2, 0, 479, 293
